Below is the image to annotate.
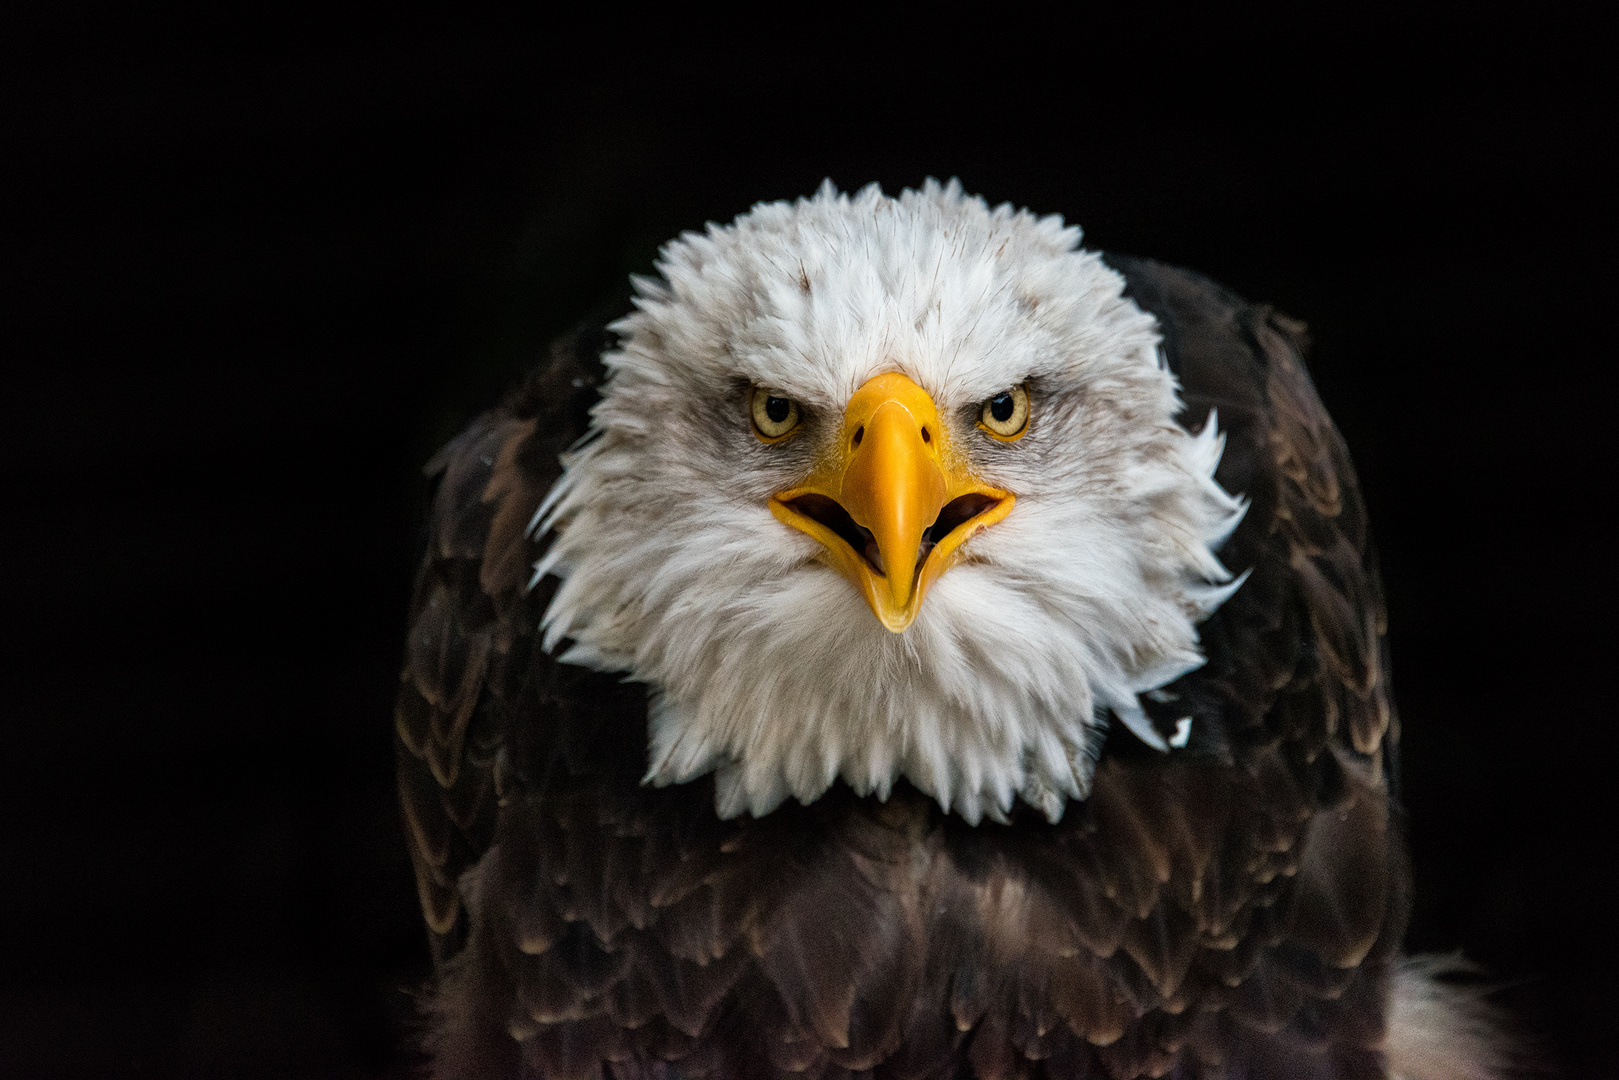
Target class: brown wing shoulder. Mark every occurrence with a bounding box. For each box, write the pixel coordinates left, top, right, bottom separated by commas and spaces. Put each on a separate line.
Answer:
396, 325, 610, 962
1105, 253, 1396, 770
1104, 256, 1408, 1071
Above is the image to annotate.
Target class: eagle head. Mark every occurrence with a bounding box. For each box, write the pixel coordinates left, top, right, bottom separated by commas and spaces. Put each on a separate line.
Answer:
533, 180, 1245, 825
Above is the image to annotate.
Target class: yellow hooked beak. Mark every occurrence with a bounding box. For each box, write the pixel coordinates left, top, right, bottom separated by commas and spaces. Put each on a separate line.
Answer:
770, 373, 1014, 632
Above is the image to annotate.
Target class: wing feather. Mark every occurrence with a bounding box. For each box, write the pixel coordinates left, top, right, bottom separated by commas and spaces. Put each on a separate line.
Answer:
396, 321, 613, 961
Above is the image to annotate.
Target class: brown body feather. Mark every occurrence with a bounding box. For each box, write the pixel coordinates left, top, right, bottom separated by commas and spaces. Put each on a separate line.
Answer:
396, 260, 1412, 1079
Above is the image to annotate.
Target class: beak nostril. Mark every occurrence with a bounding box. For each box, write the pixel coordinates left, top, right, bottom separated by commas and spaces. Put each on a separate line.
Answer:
852, 426, 864, 449
921, 426, 931, 444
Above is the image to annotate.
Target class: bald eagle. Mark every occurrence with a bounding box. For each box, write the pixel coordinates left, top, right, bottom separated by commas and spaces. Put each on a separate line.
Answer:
396, 182, 1507, 1079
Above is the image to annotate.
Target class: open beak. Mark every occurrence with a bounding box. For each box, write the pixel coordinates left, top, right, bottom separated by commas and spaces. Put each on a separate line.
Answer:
770, 373, 1014, 632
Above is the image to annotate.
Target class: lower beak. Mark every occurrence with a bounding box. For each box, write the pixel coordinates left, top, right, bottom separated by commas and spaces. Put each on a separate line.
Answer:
770, 373, 1014, 632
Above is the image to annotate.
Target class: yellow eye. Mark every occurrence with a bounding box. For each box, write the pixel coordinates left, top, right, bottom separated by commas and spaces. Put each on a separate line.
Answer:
978, 385, 1030, 440
751, 386, 801, 441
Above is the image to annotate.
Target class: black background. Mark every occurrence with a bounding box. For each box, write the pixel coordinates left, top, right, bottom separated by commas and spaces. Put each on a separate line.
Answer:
3, 9, 1613, 1078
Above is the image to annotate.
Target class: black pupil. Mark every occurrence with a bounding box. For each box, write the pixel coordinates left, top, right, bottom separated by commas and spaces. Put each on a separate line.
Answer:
989, 392, 1015, 422
765, 396, 791, 424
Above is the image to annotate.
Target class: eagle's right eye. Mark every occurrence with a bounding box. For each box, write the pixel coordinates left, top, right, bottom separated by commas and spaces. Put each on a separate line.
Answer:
751, 387, 801, 441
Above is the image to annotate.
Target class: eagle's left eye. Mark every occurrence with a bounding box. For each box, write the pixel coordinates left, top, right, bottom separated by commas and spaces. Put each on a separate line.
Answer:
751, 387, 801, 441
979, 385, 1030, 440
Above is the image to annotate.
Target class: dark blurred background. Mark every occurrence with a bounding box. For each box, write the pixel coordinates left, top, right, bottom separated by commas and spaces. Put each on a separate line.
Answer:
2, 8, 1612, 1078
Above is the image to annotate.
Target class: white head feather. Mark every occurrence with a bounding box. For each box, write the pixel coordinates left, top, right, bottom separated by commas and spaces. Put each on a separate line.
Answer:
532, 180, 1246, 825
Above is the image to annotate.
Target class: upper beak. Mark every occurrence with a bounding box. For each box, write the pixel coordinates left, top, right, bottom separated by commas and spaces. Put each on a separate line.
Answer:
770, 373, 1014, 632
